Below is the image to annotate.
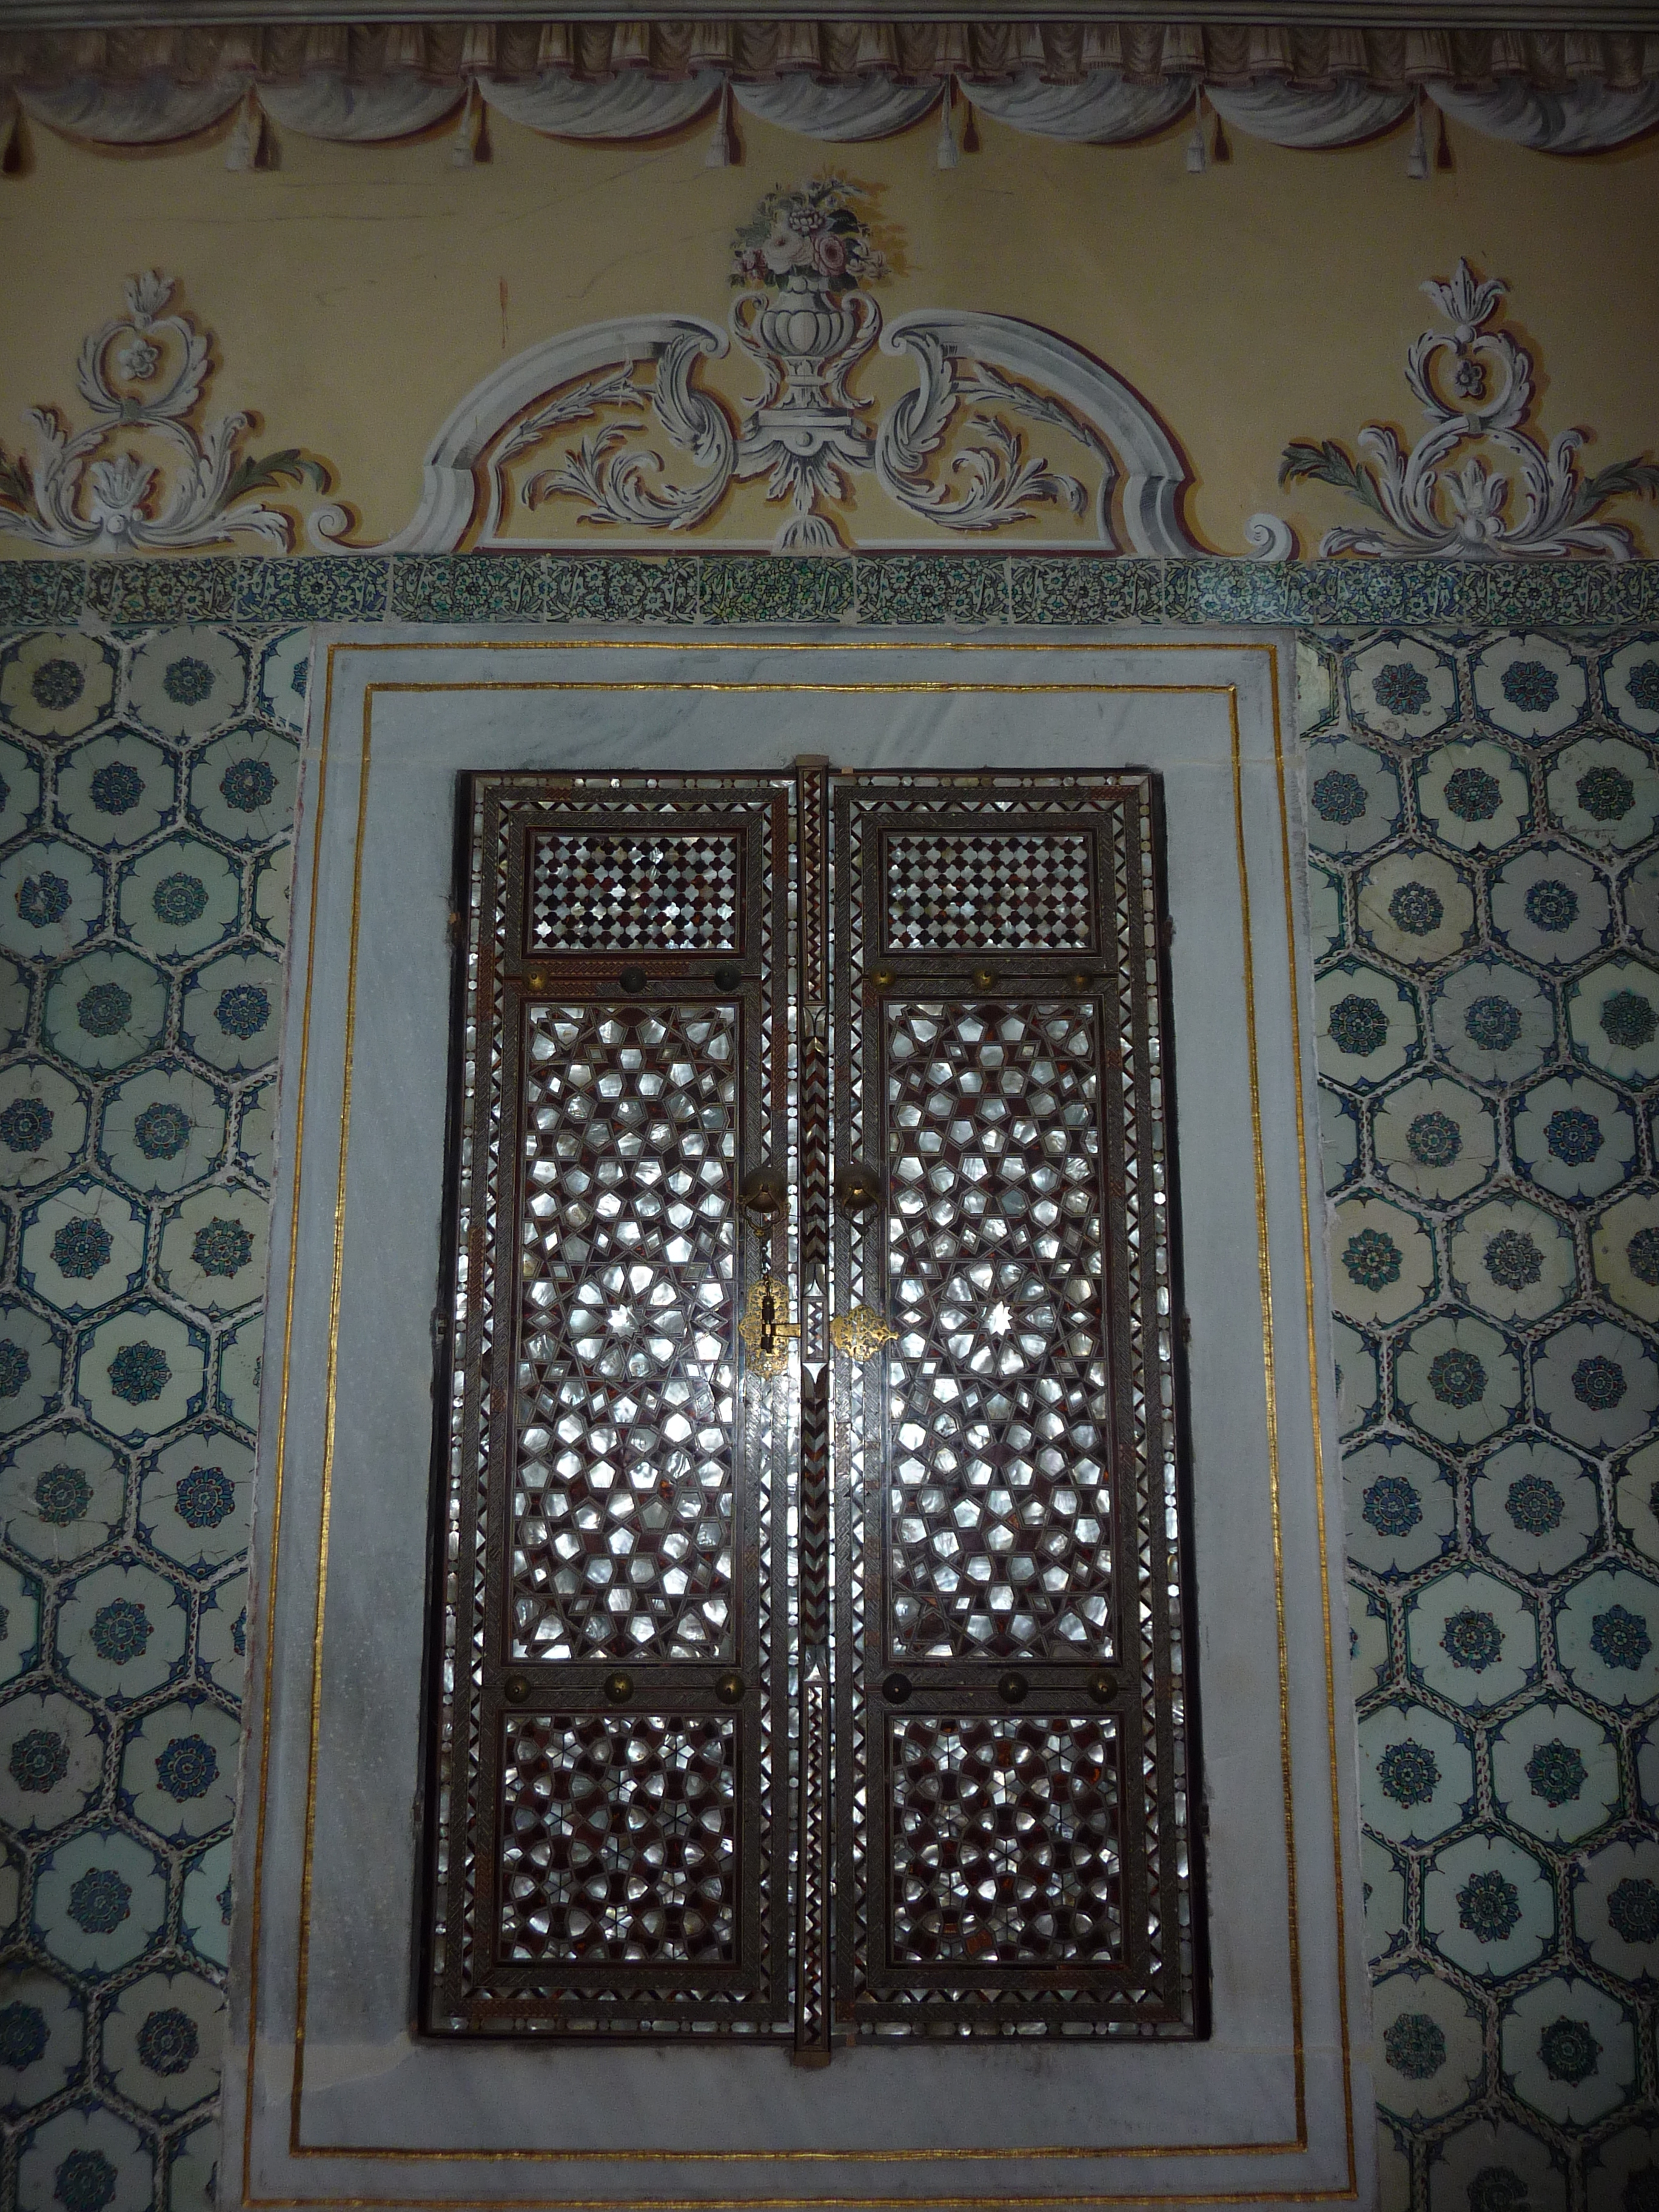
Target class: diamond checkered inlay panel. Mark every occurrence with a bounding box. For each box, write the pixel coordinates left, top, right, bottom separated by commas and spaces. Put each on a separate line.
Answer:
500, 1714, 737, 1963
885, 1000, 1113, 1660
512, 1001, 737, 1659
528, 831, 742, 953
889, 1717, 1121, 1965
884, 833, 1094, 953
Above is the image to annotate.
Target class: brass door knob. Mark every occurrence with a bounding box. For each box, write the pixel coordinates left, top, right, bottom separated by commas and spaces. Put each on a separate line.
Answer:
715, 1670, 745, 1705
996, 1671, 1028, 1704
1086, 1670, 1116, 1705
836, 1162, 881, 1214
605, 1671, 635, 1704
503, 1675, 531, 1704
739, 1165, 788, 1224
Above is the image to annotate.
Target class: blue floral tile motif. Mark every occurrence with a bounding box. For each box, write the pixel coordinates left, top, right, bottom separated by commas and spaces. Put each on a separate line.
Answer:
116, 837, 240, 965
1585, 2128, 1659, 2212
1372, 1074, 1498, 1205
1532, 1318, 1659, 1454
1428, 2118, 1569, 2212
0, 1966, 84, 2113
0, 634, 116, 742
1372, 1965, 1486, 2121
1423, 1832, 1555, 1980
55, 734, 175, 853
1614, 1438, 1659, 1567
176, 950, 280, 1076
15, 2104, 152, 2212
1472, 636, 1589, 744
1565, 956, 1659, 1087
1349, 635, 1458, 743
1449, 1196, 1577, 1325
73, 1305, 209, 1445
1554, 1567, 1658, 1709
98, 1065, 227, 1196
1356, 848, 1476, 967
19, 1181, 147, 1318
116, 1697, 239, 1843
1512, 1073, 1640, 1202
1470, 1436, 1600, 1579
124, 630, 246, 743
1406, 1568, 1540, 1708
137, 1428, 251, 1577
1316, 960, 1422, 1089
1346, 1435, 1456, 1577
41, 948, 168, 1076
1490, 1699, 1622, 1844
1572, 1836, 1659, 1983
1546, 736, 1659, 855
1395, 1310, 1523, 1449
1602, 637, 1659, 738
32, 1828, 168, 1977
1359, 1701, 1475, 1844
1500, 1975, 1637, 2128
1589, 1187, 1659, 1327
0, 1429, 122, 1567
55, 1559, 187, 1704
0, 1062, 90, 1190
0, 1301, 65, 1433
1330, 1195, 1438, 1326
1305, 737, 1403, 857
1418, 739, 1532, 853
99, 1967, 223, 2117
1490, 845, 1614, 968
0, 1690, 104, 1835
187, 729, 297, 851
1429, 956, 1556, 1086
0, 842, 105, 967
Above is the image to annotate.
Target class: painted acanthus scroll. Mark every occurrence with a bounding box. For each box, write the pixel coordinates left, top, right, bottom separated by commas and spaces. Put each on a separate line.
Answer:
1275, 260, 1658, 560
0, 272, 334, 555
360, 181, 1200, 558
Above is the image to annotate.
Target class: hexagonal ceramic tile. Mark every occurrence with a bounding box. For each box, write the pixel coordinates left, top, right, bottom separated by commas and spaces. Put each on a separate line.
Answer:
98, 1064, 227, 1195
125, 627, 247, 742
0, 1429, 124, 1568
13, 2102, 152, 2212
1544, 735, 1658, 853
1423, 1831, 1554, 1979
0, 1965, 84, 2109
1614, 1439, 1659, 1566
1316, 963, 1422, 1089
99, 1965, 224, 2116
1427, 2116, 1567, 2212
178, 948, 282, 1075
0, 1301, 65, 1435
1572, 1835, 1659, 1981
1305, 738, 1403, 858
1429, 957, 1555, 1087
1512, 1073, 1640, 1202
1395, 1312, 1523, 1450
1566, 957, 1659, 1087
1348, 1581, 1391, 1695
30, 1825, 168, 1977
1345, 1436, 1456, 1578
19, 1180, 147, 1317
73, 1305, 210, 1445
234, 1081, 275, 1187
187, 726, 298, 848
0, 736, 44, 840
1362, 1833, 1406, 1967
179, 1836, 232, 1971
1416, 738, 1531, 852
1372, 1966, 1485, 2122
0, 1062, 91, 1190
196, 1570, 246, 1696
256, 630, 311, 731
1472, 635, 1587, 743
118, 1697, 240, 1842
216, 1315, 262, 1429
1359, 1701, 1473, 1845
0, 839, 104, 964
137, 1427, 251, 1577
1355, 849, 1476, 967
0, 1561, 41, 1688
1627, 851, 1659, 959
1600, 638, 1659, 734
1406, 1569, 1538, 1709
1585, 2127, 1659, 2212
55, 1559, 187, 1704
1532, 1318, 1659, 1453
1489, 1698, 1622, 1843
1500, 1974, 1636, 2127
1489, 845, 1614, 967
1449, 1196, 1577, 1324
1347, 635, 1459, 743
1590, 1187, 1659, 1325
156, 1186, 268, 1315
116, 834, 241, 964
54, 731, 175, 850
0, 1689, 104, 1835
1470, 1437, 1600, 1580
1554, 1566, 1658, 1710
253, 850, 291, 948
1372, 1075, 1498, 1204
0, 632, 116, 742
1321, 1087, 1361, 1195
41, 947, 169, 1075
0, 954, 31, 1054
1329, 1195, 1438, 1326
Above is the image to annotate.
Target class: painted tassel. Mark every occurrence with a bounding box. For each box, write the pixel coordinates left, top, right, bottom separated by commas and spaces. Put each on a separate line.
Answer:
704, 78, 738, 166
1185, 88, 1207, 172
1407, 90, 1429, 179
224, 87, 266, 172
936, 80, 959, 168
451, 79, 479, 166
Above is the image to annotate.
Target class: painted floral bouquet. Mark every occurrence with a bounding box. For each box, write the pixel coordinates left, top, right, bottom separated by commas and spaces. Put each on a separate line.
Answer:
730, 178, 888, 297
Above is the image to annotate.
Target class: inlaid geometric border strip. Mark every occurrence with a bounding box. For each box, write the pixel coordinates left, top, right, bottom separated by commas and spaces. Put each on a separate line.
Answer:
2, 556, 1658, 634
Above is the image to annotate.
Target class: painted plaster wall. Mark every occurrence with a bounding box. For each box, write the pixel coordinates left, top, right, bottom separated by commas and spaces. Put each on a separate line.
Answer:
0, 111, 1656, 558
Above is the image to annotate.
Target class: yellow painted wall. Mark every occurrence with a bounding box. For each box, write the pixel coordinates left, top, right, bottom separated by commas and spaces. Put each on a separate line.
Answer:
0, 97, 1655, 557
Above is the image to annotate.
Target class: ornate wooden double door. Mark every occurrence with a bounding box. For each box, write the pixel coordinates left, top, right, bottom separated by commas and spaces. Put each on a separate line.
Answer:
423, 765, 1201, 2056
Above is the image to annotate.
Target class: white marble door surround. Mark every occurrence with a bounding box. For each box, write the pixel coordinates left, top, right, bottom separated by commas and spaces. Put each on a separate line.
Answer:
223, 630, 1375, 2212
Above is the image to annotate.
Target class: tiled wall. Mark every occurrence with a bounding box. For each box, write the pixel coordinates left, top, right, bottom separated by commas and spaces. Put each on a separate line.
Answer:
0, 591, 1652, 2212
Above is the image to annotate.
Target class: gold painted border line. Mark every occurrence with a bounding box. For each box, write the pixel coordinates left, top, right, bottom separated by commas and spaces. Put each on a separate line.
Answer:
239, 637, 1355, 2209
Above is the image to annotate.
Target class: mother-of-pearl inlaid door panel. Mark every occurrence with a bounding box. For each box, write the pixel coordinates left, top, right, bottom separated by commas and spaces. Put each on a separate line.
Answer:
423, 768, 1199, 2061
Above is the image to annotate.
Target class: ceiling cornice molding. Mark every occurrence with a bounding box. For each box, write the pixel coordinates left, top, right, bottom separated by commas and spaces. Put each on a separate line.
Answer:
2, 3, 1657, 27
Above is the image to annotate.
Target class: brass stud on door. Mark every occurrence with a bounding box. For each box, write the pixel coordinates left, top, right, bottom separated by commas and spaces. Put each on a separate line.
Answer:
973, 968, 997, 991
715, 1671, 745, 1705
605, 1671, 635, 1705
883, 1672, 913, 1704
503, 1675, 531, 1704
712, 962, 742, 991
1086, 1670, 1116, 1705
618, 965, 648, 994
836, 1162, 881, 1214
996, 1671, 1028, 1704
